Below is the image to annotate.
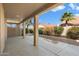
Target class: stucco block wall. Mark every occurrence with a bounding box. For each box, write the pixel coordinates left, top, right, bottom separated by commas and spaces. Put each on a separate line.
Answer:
0, 3, 6, 53
7, 27, 20, 37
61, 26, 72, 36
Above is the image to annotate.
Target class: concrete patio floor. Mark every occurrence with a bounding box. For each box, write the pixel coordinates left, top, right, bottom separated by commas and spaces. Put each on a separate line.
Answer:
1, 34, 79, 56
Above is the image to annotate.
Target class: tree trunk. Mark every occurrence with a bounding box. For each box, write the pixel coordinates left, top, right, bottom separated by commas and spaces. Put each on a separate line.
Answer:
27, 25, 29, 33
65, 20, 68, 26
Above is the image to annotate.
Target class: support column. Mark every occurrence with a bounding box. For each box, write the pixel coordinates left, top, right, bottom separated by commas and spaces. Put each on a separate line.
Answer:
0, 4, 6, 53
34, 15, 38, 46
23, 22, 26, 39
16, 24, 20, 36
5, 20, 7, 41
19, 24, 22, 36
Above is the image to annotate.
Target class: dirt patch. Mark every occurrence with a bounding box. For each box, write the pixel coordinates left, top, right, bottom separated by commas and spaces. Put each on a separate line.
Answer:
40, 35, 79, 46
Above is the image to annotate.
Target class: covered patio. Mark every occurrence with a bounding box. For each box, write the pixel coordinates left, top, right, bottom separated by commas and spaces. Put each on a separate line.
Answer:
2, 34, 79, 56
0, 3, 79, 56
0, 3, 61, 53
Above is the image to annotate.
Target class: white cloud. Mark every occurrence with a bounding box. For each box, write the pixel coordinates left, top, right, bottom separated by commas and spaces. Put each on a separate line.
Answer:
51, 5, 65, 12
69, 3, 79, 10
74, 14, 79, 16
76, 6, 79, 10
69, 3, 75, 9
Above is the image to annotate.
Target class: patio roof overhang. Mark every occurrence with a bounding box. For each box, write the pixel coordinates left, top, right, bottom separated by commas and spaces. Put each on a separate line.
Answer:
0, 3, 63, 53
6, 19, 20, 24
3, 3, 62, 24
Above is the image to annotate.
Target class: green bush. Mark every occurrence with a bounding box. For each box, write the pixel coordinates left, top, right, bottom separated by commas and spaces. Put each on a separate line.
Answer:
43, 27, 54, 35
25, 28, 28, 33
21, 28, 28, 35
54, 26, 64, 36
29, 29, 34, 33
38, 28, 43, 34
67, 27, 79, 39
44, 30, 50, 35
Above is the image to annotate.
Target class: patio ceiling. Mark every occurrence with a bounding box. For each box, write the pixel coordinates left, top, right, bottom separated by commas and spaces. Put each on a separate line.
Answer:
3, 3, 62, 23
3, 3, 45, 19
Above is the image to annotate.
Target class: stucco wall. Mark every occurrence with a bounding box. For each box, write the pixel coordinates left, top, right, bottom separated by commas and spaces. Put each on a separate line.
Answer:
61, 26, 72, 36
7, 25, 21, 37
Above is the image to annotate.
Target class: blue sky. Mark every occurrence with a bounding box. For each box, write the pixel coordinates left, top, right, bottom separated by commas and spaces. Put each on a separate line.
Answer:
38, 3, 79, 25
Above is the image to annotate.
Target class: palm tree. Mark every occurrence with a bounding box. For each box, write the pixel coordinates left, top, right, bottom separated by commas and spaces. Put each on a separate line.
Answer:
61, 12, 75, 26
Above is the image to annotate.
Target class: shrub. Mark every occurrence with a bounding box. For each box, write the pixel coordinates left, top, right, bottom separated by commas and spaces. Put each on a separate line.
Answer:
54, 26, 64, 36
43, 27, 54, 35
38, 28, 43, 34
29, 29, 34, 33
25, 28, 28, 33
21, 28, 29, 35
67, 27, 79, 39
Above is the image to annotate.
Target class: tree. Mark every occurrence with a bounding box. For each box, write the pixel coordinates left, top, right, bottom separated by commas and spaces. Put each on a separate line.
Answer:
25, 19, 32, 33
61, 12, 75, 26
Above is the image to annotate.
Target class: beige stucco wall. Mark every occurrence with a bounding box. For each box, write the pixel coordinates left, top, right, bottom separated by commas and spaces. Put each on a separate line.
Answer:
0, 3, 6, 53
61, 26, 72, 36
7, 24, 21, 37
